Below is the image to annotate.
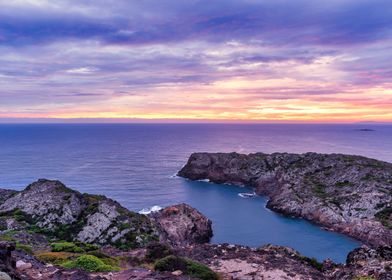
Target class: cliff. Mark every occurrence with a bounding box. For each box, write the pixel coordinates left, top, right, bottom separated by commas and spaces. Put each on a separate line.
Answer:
1, 178, 391, 279
178, 152, 392, 246
0, 179, 212, 249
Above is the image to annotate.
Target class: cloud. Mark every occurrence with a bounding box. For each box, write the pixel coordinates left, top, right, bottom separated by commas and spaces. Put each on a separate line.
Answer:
1, 0, 392, 47
0, 0, 392, 121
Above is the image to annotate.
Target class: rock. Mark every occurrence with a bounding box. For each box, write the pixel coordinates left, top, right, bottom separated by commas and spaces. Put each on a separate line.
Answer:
0, 179, 214, 249
179, 152, 392, 246
172, 270, 183, 276
0, 189, 17, 205
326, 245, 392, 279
149, 203, 213, 245
0, 242, 14, 275
16, 260, 32, 270
0, 179, 84, 229
0, 272, 11, 280
0, 179, 390, 280
0, 179, 158, 248
181, 243, 326, 280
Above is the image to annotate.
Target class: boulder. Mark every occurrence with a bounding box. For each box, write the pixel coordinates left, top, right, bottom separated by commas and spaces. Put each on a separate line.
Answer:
149, 204, 213, 245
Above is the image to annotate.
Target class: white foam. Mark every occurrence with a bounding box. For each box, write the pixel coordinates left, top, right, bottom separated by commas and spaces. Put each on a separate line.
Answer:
238, 192, 256, 198
138, 205, 163, 215
197, 179, 210, 182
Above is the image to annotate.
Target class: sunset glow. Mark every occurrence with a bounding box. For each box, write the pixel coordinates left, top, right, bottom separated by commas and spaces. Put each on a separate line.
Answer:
1, 1, 392, 122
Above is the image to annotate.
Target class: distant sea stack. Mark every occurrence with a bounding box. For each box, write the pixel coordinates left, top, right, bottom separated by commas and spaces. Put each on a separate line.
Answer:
178, 152, 392, 246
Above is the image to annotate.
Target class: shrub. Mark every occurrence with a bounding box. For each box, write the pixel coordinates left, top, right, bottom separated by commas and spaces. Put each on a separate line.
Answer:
27, 224, 51, 235
51, 242, 99, 253
155, 255, 187, 271
145, 242, 172, 262
16, 243, 33, 254
62, 255, 118, 272
375, 207, 392, 229
36, 252, 76, 265
298, 256, 323, 271
185, 260, 219, 280
13, 209, 34, 223
79, 242, 99, 252
51, 242, 84, 253
87, 250, 110, 259
154, 255, 218, 280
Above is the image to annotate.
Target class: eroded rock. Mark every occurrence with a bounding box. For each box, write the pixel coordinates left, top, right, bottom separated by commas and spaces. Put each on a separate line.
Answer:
179, 152, 392, 246
149, 203, 213, 246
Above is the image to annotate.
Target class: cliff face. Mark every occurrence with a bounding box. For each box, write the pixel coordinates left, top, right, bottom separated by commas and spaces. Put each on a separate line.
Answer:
178, 152, 392, 246
0, 179, 212, 249
0, 179, 391, 279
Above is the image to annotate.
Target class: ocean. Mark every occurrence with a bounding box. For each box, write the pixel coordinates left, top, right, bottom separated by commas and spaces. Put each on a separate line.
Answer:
1, 123, 391, 262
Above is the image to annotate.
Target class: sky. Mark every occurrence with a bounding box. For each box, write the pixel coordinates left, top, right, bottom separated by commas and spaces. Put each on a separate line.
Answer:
0, 0, 392, 123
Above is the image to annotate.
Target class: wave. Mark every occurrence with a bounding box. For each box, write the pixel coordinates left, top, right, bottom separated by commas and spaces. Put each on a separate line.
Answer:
138, 205, 163, 215
238, 192, 256, 198
197, 179, 210, 182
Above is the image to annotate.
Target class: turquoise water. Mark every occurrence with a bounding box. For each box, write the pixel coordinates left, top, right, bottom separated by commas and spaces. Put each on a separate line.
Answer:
1, 124, 391, 262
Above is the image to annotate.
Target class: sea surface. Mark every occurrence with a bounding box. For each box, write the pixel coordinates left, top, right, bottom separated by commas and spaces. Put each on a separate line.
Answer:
1, 123, 391, 262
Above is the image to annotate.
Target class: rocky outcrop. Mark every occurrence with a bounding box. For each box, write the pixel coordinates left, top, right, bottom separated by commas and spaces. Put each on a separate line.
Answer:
331, 245, 392, 280
180, 243, 325, 280
178, 152, 392, 246
0, 241, 14, 279
180, 243, 392, 280
0, 179, 210, 249
0, 189, 17, 205
0, 241, 192, 280
1, 178, 390, 279
149, 203, 213, 245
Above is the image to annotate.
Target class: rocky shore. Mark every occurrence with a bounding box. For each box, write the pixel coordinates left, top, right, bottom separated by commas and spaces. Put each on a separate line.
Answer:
0, 178, 391, 279
178, 152, 392, 247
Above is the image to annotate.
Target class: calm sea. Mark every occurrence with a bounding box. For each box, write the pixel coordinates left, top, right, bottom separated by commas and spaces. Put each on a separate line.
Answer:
1, 123, 391, 262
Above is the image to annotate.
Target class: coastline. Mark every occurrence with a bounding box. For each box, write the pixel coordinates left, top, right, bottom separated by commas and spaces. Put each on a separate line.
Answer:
0, 177, 391, 279
178, 152, 392, 247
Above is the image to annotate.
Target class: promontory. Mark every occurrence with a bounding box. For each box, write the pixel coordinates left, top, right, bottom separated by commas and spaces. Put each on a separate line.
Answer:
178, 152, 392, 246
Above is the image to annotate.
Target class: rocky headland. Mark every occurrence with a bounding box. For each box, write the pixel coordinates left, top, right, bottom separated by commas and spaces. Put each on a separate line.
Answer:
0, 178, 391, 279
178, 152, 392, 247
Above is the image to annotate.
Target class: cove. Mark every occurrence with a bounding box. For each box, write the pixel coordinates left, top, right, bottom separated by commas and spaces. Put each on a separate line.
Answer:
179, 179, 361, 263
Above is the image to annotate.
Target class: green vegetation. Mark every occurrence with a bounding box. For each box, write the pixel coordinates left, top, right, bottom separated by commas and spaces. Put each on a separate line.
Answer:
15, 243, 33, 254
0, 209, 36, 224
52, 223, 84, 241
298, 256, 323, 271
311, 182, 328, 199
51, 242, 99, 253
353, 277, 376, 280
361, 173, 376, 181
335, 180, 354, 187
62, 255, 119, 272
51, 242, 84, 253
0, 230, 19, 241
36, 252, 77, 265
27, 224, 52, 235
145, 242, 172, 262
37, 250, 119, 271
154, 255, 218, 280
114, 231, 158, 250
375, 206, 392, 229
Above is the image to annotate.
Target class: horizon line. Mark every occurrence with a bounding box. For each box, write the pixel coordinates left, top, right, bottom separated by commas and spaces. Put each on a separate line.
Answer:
0, 118, 391, 125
